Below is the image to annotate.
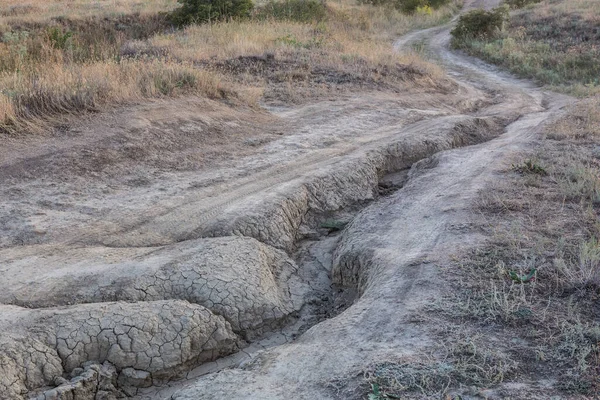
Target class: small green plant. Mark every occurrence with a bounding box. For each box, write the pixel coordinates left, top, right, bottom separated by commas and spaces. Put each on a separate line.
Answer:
368, 383, 400, 399
508, 268, 536, 283
255, 0, 327, 22
170, 0, 255, 26
511, 159, 546, 175
450, 5, 509, 41
397, 0, 426, 13
46, 26, 73, 49
415, 4, 432, 15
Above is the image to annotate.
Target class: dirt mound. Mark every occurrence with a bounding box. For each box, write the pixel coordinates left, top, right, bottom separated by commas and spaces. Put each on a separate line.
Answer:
1, 237, 306, 340
0, 301, 238, 400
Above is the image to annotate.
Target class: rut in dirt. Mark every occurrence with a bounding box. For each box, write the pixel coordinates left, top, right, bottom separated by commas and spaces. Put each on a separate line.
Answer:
147, 2, 571, 400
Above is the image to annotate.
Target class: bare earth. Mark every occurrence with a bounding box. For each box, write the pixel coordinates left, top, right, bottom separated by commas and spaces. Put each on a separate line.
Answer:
0, 0, 574, 399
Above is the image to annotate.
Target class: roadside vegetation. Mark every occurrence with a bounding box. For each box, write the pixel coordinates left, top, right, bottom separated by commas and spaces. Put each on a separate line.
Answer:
366, 99, 600, 399
451, 0, 600, 96
445, 96, 600, 396
0, 0, 460, 134
365, 1, 600, 397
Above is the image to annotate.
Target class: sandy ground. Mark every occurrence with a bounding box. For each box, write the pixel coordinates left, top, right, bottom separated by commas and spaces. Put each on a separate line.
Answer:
0, 0, 575, 399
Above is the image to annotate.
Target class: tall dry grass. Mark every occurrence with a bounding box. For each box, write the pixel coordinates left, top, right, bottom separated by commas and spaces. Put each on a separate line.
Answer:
150, 0, 458, 78
0, 0, 178, 26
0, 59, 224, 133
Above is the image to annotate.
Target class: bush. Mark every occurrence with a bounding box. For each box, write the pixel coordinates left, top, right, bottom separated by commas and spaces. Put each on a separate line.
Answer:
451, 5, 509, 41
427, 0, 451, 8
170, 0, 254, 26
255, 0, 327, 23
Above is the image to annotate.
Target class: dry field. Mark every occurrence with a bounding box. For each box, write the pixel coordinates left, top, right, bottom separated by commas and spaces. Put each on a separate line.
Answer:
0, 0, 179, 23
429, 97, 600, 397
366, 98, 600, 399
0, 0, 459, 134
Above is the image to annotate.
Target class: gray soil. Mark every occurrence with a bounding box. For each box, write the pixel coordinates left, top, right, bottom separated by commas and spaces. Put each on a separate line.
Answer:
0, 0, 573, 399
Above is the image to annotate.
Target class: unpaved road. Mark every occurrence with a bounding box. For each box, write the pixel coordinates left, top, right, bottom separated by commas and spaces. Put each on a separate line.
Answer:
0, 0, 572, 399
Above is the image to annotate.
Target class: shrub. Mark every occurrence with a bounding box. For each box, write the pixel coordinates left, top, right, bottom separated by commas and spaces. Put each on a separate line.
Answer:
170, 0, 254, 26
255, 0, 327, 23
451, 5, 509, 41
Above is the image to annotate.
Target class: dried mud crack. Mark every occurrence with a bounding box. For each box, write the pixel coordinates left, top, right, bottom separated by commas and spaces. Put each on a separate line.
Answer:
0, 0, 572, 399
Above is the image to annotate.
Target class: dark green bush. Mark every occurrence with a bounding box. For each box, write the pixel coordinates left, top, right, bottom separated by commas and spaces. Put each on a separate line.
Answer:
170, 0, 254, 26
451, 5, 509, 41
427, 0, 450, 8
357, 0, 388, 6
255, 0, 327, 23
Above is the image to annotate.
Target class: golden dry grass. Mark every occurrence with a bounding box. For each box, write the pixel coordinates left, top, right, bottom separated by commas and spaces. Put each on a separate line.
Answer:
149, 17, 441, 75
0, 59, 224, 133
0, 0, 178, 25
142, 0, 458, 82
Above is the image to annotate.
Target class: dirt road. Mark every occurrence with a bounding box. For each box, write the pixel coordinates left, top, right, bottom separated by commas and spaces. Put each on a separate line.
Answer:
0, 0, 572, 398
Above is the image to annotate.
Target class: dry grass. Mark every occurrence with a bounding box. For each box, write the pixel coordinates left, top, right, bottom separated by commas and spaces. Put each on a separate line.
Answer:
0, 0, 459, 134
548, 96, 600, 140
0, 59, 225, 133
0, 0, 178, 26
437, 97, 600, 395
147, 0, 459, 76
147, 12, 448, 79
366, 335, 517, 398
454, 0, 600, 96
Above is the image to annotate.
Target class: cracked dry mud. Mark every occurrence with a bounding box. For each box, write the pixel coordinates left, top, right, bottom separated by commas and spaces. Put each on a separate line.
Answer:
0, 0, 573, 398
